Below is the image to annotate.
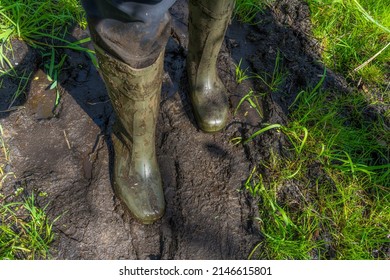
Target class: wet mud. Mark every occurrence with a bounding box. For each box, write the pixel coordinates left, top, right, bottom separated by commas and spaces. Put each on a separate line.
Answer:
0, 0, 356, 259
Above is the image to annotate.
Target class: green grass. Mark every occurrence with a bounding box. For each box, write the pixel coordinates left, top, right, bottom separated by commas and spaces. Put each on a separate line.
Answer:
0, 125, 13, 186
0, 125, 56, 260
235, 0, 275, 23
0, 0, 86, 45
235, 62, 389, 259
5, 70, 32, 109
308, 0, 389, 91
233, 0, 389, 260
235, 0, 389, 104
0, 0, 90, 72
0, 0, 94, 110
0, 193, 56, 260
0, 0, 93, 65
263, 89, 388, 259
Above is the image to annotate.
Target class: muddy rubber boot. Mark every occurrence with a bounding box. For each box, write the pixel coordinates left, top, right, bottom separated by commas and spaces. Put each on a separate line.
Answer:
94, 44, 165, 224
187, 0, 235, 132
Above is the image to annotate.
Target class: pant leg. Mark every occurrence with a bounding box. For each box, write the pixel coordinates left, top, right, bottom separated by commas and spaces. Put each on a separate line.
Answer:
81, 0, 176, 67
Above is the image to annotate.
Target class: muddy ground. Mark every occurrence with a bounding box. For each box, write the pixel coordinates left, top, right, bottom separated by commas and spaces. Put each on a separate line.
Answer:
0, 0, 355, 259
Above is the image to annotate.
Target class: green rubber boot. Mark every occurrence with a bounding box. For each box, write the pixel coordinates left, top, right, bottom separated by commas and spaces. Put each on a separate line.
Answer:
95, 44, 165, 224
187, 0, 235, 133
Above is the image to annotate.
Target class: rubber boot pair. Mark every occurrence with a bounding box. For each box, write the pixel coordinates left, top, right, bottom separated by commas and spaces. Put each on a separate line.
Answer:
95, 0, 235, 224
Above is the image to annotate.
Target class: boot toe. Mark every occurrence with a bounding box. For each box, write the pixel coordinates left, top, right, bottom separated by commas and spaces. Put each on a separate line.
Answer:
114, 176, 165, 224
195, 106, 228, 133
190, 87, 229, 133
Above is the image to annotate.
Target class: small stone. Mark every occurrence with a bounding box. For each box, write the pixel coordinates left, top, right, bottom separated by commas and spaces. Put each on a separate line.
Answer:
26, 69, 57, 120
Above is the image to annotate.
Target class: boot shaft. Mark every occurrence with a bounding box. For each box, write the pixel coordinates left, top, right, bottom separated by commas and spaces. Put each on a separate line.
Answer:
94, 44, 164, 152
94, 43, 165, 224
187, 0, 235, 85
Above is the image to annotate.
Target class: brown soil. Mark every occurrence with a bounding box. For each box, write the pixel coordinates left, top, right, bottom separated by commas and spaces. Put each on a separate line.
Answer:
0, 0, 352, 259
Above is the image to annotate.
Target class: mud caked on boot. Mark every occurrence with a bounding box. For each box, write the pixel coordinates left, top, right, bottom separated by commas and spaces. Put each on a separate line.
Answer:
95, 46, 165, 224
187, 0, 235, 133
82, 1, 173, 224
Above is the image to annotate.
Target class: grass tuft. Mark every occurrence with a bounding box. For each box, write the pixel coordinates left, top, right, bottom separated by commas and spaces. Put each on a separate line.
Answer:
0, 193, 56, 260
0, 125, 57, 260
308, 0, 390, 89
244, 74, 389, 259
0, 0, 94, 110
235, 0, 275, 23
0, 0, 86, 44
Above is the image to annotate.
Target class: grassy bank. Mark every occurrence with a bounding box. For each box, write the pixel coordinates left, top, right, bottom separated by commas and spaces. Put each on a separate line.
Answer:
235, 0, 389, 259
242, 78, 389, 259
309, 0, 389, 92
